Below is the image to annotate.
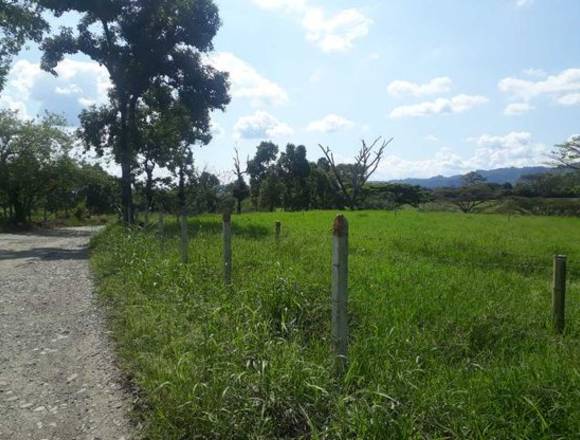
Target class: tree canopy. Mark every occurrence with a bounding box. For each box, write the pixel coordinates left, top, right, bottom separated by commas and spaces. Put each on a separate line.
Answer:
0, 0, 47, 90
38, 0, 230, 224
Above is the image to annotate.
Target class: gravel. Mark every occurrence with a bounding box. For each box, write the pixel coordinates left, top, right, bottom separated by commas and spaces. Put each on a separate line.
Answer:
0, 227, 134, 440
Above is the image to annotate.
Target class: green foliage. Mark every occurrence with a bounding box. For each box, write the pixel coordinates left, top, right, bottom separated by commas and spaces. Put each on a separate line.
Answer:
515, 171, 580, 198
435, 183, 506, 213
552, 135, 580, 170
0, 110, 118, 225
92, 211, 580, 439
40, 0, 231, 224
247, 141, 279, 208
366, 183, 433, 210
0, 0, 47, 90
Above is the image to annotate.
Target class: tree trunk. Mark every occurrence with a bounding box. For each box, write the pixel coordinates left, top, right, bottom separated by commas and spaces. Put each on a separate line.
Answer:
145, 162, 155, 223
178, 164, 186, 216
12, 196, 26, 224
236, 198, 242, 215
119, 96, 133, 225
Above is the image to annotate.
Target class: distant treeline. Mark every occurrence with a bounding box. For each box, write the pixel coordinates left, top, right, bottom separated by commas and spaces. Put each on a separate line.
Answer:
2, 109, 579, 225
0, 111, 118, 226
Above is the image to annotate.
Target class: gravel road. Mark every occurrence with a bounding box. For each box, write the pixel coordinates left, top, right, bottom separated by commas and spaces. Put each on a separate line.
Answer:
0, 227, 134, 440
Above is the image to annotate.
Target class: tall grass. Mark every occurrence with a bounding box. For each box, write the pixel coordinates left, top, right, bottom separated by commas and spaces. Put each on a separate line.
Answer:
91, 211, 580, 439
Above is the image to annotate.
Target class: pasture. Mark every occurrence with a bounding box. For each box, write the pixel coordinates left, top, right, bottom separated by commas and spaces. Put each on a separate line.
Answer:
91, 211, 580, 439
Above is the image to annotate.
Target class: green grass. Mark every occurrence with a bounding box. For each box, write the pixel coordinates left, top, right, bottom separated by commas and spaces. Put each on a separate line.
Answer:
91, 211, 580, 439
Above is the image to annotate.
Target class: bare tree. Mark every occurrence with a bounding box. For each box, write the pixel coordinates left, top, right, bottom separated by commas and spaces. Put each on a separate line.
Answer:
319, 137, 393, 210
232, 147, 250, 214
553, 135, 580, 169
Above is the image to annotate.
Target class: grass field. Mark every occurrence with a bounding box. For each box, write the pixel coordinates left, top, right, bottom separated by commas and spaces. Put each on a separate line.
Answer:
91, 211, 580, 439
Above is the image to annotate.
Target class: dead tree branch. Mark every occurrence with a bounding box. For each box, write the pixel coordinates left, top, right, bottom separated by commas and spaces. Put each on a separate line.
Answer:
319, 137, 393, 210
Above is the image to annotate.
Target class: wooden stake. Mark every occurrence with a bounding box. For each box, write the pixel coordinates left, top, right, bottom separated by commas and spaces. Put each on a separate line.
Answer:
223, 212, 232, 285
180, 210, 189, 264
332, 215, 349, 376
553, 255, 567, 334
275, 221, 281, 241
158, 211, 165, 251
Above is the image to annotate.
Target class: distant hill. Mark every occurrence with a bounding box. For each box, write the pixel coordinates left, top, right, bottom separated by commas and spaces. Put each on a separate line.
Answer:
387, 166, 561, 189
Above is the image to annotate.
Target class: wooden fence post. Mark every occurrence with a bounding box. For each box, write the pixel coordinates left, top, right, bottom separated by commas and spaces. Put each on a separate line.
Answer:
332, 215, 349, 376
158, 211, 165, 250
553, 255, 567, 334
275, 221, 281, 242
223, 212, 232, 285
180, 210, 189, 264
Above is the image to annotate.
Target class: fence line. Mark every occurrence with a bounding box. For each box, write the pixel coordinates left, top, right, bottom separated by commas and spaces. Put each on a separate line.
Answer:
180, 210, 189, 264
223, 212, 232, 285
553, 255, 567, 334
164, 213, 572, 364
332, 215, 349, 376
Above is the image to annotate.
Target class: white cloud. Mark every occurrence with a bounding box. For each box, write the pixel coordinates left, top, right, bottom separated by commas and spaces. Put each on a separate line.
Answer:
208, 52, 288, 107
504, 102, 535, 115
515, 0, 533, 6
387, 77, 453, 97
378, 148, 468, 179
234, 111, 294, 140
468, 132, 548, 169
302, 7, 372, 53
0, 59, 111, 122
557, 93, 580, 106
499, 68, 580, 105
375, 132, 548, 180
307, 114, 353, 133
425, 135, 439, 142
389, 94, 489, 118
251, 0, 371, 53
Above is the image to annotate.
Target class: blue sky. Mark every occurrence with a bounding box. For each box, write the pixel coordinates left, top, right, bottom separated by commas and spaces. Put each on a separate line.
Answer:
1, 0, 580, 180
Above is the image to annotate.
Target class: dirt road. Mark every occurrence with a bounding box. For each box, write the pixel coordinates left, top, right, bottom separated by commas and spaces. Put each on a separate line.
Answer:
0, 227, 133, 440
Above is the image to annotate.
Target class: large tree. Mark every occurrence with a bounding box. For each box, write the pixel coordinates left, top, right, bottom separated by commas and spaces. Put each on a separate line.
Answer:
278, 144, 311, 211
39, 0, 230, 224
0, 0, 47, 90
247, 141, 279, 209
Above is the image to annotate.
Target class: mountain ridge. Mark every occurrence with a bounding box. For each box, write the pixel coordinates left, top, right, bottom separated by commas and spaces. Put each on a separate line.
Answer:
383, 166, 561, 189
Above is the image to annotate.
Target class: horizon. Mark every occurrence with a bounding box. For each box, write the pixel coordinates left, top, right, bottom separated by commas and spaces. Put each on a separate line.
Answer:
1, 0, 579, 181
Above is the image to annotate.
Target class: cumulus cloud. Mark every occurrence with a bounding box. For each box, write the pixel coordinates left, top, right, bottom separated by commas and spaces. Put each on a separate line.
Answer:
375, 132, 548, 180
504, 102, 534, 115
207, 52, 288, 107
389, 94, 489, 118
467, 132, 548, 169
499, 68, 580, 106
557, 93, 580, 106
307, 114, 353, 133
234, 111, 293, 139
387, 77, 453, 97
302, 7, 372, 53
251, 0, 371, 53
0, 59, 111, 122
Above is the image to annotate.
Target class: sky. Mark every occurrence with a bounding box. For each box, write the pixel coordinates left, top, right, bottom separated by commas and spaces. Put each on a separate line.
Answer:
1, 0, 580, 181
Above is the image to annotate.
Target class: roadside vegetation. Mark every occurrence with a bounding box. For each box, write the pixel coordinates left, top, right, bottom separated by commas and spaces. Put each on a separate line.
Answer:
92, 210, 580, 439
